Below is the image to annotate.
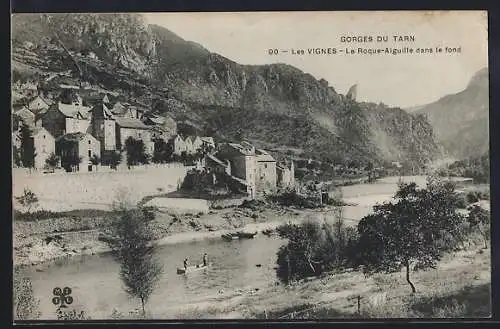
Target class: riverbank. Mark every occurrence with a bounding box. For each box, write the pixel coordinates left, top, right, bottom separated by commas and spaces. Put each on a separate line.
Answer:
13, 175, 487, 269
13, 204, 334, 268
171, 245, 491, 319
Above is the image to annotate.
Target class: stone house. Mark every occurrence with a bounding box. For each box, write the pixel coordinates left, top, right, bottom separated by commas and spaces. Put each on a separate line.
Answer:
276, 160, 295, 188
26, 95, 51, 113
170, 135, 187, 156
90, 103, 117, 163
185, 136, 203, 154
204, 154, 232, 176
216, 142, 258, 199
111, 102, 145, 120
191, 136, 204, 153
115, 117, 154, 155
255, 149, 277, 193
59, 88, 83, 107
56, 132, 101, 172
200, 137, 216, 150
41, 102, 92, 138
32, 127, 56, 169
12, 108, 42, 132
184, 136, 195, 155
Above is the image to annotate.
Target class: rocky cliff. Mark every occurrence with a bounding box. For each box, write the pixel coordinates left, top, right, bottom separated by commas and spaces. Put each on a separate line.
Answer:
414, 68, 489, 159
11, 13, 441, 167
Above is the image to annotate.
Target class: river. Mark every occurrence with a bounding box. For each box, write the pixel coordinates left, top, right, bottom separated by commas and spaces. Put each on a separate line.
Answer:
20, 175, 471, 319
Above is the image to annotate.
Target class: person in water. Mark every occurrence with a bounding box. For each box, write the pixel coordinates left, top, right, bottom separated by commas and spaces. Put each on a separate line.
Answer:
203, 253, 208, 267
183, 258, 188, 270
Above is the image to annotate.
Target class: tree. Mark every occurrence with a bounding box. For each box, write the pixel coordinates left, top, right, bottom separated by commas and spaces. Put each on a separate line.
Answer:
13, 270, 41, 320
105, 204, 163, 318
152, 139, 173, 164
365, 162, 374, 182
13, 145, 22, 167
125, 137, 150, 167
275, 216, 358, 284
20, 124, 36, 171
356, 178, 465, 293
467, 205, 490, 249
61, 154, 82, 172
45, 152, 60, 172
15, 188, 39, 214
276, 221, 326, 283
90, 154, 101, 170
109, 151, 121, 170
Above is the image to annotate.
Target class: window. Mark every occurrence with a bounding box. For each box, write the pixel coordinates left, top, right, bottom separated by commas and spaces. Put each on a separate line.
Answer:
43, 135, 46, 139
88, 140, 91, 144
88, 150, 92, 157
264, 164, 267, 169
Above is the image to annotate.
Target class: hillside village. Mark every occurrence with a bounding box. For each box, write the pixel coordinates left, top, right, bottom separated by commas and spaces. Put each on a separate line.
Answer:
12, 77, 295, 199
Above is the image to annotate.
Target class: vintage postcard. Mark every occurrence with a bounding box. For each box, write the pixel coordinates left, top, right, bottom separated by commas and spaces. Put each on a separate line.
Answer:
12, 11, 490, 321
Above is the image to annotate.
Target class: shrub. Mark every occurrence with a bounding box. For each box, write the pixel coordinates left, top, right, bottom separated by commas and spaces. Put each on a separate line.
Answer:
15, 188, 39, 214
45, 152, 60, 172
13, 270, 41, 320
467, 205, 490, 249
275, 217, 358, 284
266, 189, 320, 208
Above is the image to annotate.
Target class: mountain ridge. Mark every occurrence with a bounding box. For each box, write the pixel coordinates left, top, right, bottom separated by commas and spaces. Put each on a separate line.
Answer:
11, 13, 442, 168
414, 67, 488, 159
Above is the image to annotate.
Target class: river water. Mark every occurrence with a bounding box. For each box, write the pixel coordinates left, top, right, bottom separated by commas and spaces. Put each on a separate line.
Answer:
21, 175, 470, 319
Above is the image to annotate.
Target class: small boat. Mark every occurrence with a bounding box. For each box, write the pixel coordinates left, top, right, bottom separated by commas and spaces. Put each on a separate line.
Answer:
261, 228, 276, 236
221, 233, 239, 241
236, 231, 258, 239
177, 263, 210, 274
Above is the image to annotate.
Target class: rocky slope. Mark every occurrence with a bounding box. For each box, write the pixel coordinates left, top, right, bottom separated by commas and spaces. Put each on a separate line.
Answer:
11, 13, 441, 168
414, 68, 489, 159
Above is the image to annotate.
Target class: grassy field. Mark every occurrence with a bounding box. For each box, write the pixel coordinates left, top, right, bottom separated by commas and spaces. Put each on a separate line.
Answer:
172, 245, 490, 319
12, 165, 189, 212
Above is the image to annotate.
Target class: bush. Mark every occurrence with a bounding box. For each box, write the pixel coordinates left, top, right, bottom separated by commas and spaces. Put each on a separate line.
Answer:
15, 188, 39, 214
456, 195, 468, 209
13, 209, 66, 221
275, 217, 358, 284
266, 189, 320, 208
13, 270, 41, 320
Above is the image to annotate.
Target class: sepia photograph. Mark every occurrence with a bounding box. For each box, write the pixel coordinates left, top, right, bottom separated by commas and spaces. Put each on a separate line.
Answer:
11, 11, 490, 321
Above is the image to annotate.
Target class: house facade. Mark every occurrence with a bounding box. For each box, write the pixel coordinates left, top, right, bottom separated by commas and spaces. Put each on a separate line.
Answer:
170, 135, 187, 156
200, 137, 216, 150
90, 103, 116, 154
216, 142, 258, 198
277, 161, 295, 188
42, 102, 91, 138
204, 154, 231, 176
255, 149, 277, 193
184, 137, 195, 155
115, 117, 153, 154
111, 102, 145, 120
56, 132, 101, 172
13, 108, 37, 131
26, 95, 51, 112
32, 127, 56, 169
189, 136, 203, 154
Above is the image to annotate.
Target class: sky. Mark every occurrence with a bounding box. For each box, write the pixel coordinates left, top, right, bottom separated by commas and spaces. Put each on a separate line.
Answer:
143, 11, 488, 108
